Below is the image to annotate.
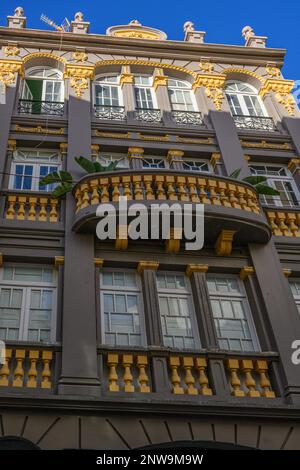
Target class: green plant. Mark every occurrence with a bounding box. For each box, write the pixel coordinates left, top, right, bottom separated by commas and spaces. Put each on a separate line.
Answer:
39, 156, 118, 198
229, 169, 280, 196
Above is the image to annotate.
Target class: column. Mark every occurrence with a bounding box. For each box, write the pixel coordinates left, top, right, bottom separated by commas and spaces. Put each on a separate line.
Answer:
153, 68, 172, 125
58, 66, 100, 396
128, 147, 144, 170
167, 149, 184, 170
120, 66, 136, 123
249, 242, 300, 404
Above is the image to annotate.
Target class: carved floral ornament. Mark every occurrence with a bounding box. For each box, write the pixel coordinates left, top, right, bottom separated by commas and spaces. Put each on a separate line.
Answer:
192, 74, 226, 111
64, 65, 94, 98
260, 78, 296, 115
3, 45, 20, 57
0, 60, 23, 87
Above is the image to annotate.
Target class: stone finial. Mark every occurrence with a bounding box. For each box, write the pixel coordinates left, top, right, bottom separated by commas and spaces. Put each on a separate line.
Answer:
7, 6, 26, 28
71, 11, 90, 34
129, 19, 142, 25
74, 12, 84, 22
242, 25, 267, 48
183, 21, 195, 33
183, 21, 205, 43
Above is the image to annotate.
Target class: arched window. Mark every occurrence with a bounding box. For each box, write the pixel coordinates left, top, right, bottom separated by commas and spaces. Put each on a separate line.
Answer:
20, 66, 64, 115
93, 75, 124, 120
225, 81, 266, 117
167, 79, 196, 112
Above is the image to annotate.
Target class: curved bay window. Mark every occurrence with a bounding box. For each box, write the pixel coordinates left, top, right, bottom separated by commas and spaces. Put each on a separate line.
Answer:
134, 75, 161, 122
9, 149, 62, 192
250, 164, 300, 207
225, 81, 276, 131
168, 78, 202, 125
93, 75, 125, 120
19, 67, 64, 116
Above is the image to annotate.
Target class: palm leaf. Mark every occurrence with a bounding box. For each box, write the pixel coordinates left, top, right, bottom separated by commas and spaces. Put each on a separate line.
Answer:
243, 175, 267, 186
105, 161, 118, 171
254, 184, 280, 196
39, 170, 72, 187
93, 161, 106, 172
229, 168, 242, 179
75, 156, 96, 173
51, 183, 73, 198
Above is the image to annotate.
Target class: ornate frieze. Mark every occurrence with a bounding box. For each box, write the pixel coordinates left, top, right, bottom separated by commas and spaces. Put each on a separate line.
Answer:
64, 65, 94, 98
192, 74, 226, 111
260, 78, 296, 115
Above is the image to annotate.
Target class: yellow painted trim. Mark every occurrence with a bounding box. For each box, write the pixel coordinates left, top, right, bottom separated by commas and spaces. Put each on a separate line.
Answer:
22, 52, 67, 65
222, 67, 265, 84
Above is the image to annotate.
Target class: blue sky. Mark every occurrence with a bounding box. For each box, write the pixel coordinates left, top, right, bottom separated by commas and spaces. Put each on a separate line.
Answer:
0, 0, 299, 79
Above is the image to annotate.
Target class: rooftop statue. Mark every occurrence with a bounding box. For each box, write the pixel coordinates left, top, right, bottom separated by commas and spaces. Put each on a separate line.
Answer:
183, 21, 195, 33
74, 12, 84, 23
14, 6, 24, 17
242, 25, 255, 40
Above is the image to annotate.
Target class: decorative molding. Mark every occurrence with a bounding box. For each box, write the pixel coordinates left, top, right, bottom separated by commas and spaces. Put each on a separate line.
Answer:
137, 261, 159, 274
128, 147, 144, 159
239, 266, 255, 280
3, 45, 20, 57
54, 256, 64, 267
266, 66, 281, 78
199, 60, 214, 73
186, 264, 209, 277
22, 52, 66, 64
167, 149, 184, 163
64, 65, 94, 98
210, 152, 221, 168
287, 158, 300, 174
222, 67, 265, 83
153, 74, 168, 91
192, 74, 226, 111
0, 253, 3, 267
165, 228, 182, 254
72, 51, 88, 62
94, 258, 104, 267
282, 268, 292, 277
0, 59, 23, 86
137, 133, 170, 142
115, 226, 128, 250
15, 124, 65, 135
215, 230, 236, 256
59, 143, 68, 154
240, 139, 291, 150
259, 78, 295, 116
91, 144, 100, 154
94, 130, 131, 139
113, 29, 161, 40
176, 136, 214, 145
7, 139, 17, 151
119, 72, 134, 88
244, 155, 251, 161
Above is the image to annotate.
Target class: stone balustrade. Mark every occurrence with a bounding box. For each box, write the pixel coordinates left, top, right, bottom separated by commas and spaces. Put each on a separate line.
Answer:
266, 210, 300, 237
226, 358, 276, 398
5, 194, 59, 222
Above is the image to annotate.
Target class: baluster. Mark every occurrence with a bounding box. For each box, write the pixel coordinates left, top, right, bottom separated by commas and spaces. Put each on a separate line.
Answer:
176, 176, 189, 201
276, 212, 292, 236
28, 197, 37, 220
13, 349, 25, 387
240, 359, 260, 397
227, 183, 241, 209
296, 214, 300, 234
122, 354, 134, 392
81, 183, 90, 208
155, 175, 166, 200
90, 179, 100, 205
111, 177, 121, 201
49, 199, 58, 222
182, 357, 197, 395
38, 197, 48, 222
107, 353, 120, 392
99, 177, 110, 203
250, 192, 261, 214
166, 176, 177, 200
267, 211, 282, 236
27, 350, 39, 388
226, 359, 245, 397
217, 181, 231, 207
169, 357, 184, 394
197, 178, 210, 204
132, 176, 143, 201
0, 348, 12, 386
136, 355, 150, 393
17, 196, 27, 220
286, 213, 300, 237
207, 179, 221, 205
194, 357, 213, 395
237, 186, 250, 211
41, 351, 53, 389
187, 177, 200, 202
6, 195, 16, 219
75, 188, 83, 213
255, 360, 275, 398
122, 176, 132, 200
143, 175, 155, 200
245, 188, 257, 212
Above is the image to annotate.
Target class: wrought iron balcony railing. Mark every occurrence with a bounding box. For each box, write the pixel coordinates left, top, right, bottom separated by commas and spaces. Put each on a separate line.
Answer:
18, 99, 64, 116
233, 115, 277, 132
171, 110, 204, 126
135, 108, 162, 123
94, 104, 126, 121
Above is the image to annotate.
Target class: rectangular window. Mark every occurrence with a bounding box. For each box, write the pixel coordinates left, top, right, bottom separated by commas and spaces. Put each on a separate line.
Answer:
142, 157, 166, 169
182, 160, 210, 173
134, 76, 155, 109
207, 275, 260, 352
100, 270, 145, 347
10, 150, 61, 192
156, 272, 200, 349
289, 279, 300, 315
0, 265, 57, 342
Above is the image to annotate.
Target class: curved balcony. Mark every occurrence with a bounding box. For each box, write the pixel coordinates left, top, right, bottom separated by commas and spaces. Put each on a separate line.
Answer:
72, 170, 271, 245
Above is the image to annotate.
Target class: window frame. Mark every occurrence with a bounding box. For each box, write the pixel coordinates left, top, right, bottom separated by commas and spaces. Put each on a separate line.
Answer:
0, 264, 57, 343
225, 80, 267, 117
156, 270, 201, 350
133, 75, 157, 110
93, 74, 123, 108
22, 66, 64, 103
206, 273, 261, 353
167, 78, 198, 112
99, 268, 147, 347
289, 278, 300, 315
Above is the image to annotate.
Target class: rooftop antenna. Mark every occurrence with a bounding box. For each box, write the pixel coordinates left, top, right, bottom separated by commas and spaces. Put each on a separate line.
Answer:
40, 14, 70, 32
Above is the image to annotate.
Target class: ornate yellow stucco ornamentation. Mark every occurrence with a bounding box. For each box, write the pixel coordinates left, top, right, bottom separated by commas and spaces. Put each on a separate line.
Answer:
266, 66, 281, 78
22, 52, 66, 65
260, 79, 295, 115
240, 140, 291, 150
221, 68, 265, 83
0, 60, 23, 86
15, 124, 65, 135
94, 60, 197, 79
153, 74, 168, 90
64, 65, 94, 98
192, 74, 226, 111
72, 51, 88, 62
113, 30, 161, 40
119, 72, 134, 87
199, 61, 214, 73
4, 45, 20, 57
215, 230, 236, 256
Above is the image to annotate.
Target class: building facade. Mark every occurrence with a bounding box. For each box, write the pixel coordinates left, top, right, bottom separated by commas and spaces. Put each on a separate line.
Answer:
0, 8, 300, 450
